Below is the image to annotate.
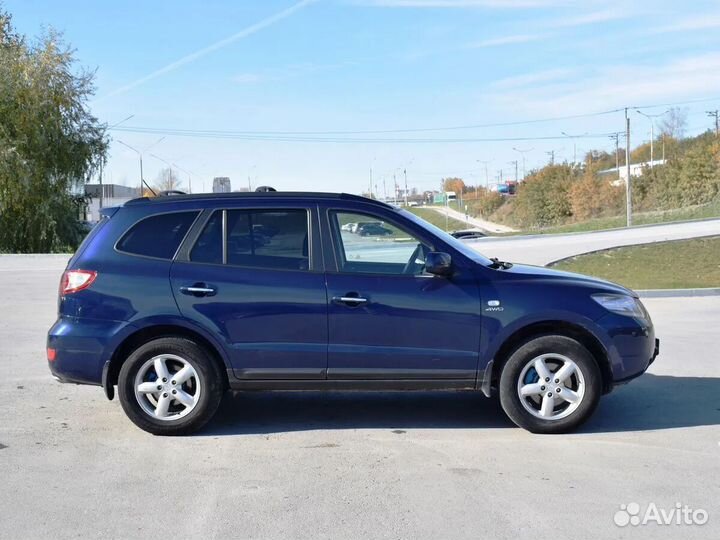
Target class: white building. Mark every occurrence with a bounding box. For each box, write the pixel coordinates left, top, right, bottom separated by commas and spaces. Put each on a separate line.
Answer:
599, 159, 666, 185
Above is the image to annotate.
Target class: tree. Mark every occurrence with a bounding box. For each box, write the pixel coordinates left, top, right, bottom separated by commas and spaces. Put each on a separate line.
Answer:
659, 107, 688, 140
512, 164, 577, 227
155, 167, 183, 193
0, 9, 107, 252
442, 177, 466, 194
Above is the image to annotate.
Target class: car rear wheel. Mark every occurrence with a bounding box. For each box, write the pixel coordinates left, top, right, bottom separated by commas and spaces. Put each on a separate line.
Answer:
118, 337, 224, 435
499, 335, 602, 434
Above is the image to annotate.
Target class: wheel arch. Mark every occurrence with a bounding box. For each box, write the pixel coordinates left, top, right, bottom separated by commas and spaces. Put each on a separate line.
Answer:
489, 320, 613, 394
105, 324, 230, 397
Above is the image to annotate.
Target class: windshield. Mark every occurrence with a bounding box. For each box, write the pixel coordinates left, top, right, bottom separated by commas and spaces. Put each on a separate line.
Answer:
397, 209, 494, 266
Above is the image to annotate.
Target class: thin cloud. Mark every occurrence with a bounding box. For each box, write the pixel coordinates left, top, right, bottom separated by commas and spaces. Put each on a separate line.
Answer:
98, 0, 317, 101
353, 0, 571, 8
549, 8, 627, 28
490, 68, 573, 89
466, 33, 544, 48
481, 53, 720, 117
650, 13, 720, 33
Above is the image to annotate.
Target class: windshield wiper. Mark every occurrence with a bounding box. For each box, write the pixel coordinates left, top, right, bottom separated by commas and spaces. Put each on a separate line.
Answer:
488, 257, 513, 270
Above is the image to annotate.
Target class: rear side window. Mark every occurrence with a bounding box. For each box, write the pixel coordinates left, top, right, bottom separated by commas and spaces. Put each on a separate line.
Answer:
117, 211, 198, 259
191, 209, 309, 270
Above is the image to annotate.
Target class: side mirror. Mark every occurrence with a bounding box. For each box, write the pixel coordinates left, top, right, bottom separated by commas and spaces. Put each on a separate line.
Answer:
425, 252, 452, 276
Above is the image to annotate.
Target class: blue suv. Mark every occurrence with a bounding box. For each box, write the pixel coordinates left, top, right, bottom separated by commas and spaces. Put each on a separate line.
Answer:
47, 191, 659, 435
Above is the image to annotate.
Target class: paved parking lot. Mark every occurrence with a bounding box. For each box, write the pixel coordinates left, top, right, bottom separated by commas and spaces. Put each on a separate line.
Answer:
1, 255, 718, 539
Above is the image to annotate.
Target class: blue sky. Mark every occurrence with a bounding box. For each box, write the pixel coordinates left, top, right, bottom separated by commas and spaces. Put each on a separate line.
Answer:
5, 0, 720, 194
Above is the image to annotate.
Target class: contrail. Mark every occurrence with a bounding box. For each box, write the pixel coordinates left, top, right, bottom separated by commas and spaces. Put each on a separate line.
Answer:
98, 0, 317, 101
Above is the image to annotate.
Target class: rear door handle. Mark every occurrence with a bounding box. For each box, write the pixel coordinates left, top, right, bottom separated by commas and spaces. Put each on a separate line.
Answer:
180, 283, 217, 297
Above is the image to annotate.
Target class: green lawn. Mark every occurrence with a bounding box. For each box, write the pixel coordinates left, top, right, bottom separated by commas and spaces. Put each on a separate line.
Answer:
524, 199, 720, 235
407, 207, 470, 232
551, 236, 720, 289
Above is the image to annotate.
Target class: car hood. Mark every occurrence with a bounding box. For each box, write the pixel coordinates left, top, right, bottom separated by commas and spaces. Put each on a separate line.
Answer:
496, 262, 636, 296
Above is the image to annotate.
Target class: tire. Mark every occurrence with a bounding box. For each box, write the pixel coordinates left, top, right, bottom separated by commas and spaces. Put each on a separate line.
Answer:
118, 337, 225, 435
499, 335, 601, 434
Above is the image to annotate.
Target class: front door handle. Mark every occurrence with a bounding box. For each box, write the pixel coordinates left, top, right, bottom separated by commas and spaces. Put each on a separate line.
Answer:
180, 283, 217, 297
332, 295, 368, 306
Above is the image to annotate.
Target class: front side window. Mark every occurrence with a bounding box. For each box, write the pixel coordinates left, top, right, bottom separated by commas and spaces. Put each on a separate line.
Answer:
331, 211, 429, 275
117, 211, 198, 259
191, 209, 310, 271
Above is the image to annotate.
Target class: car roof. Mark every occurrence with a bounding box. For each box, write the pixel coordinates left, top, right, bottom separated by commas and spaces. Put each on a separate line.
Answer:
124, 191, 394, 209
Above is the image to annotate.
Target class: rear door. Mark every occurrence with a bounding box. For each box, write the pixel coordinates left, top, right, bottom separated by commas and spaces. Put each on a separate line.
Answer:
171, 204, 328, 380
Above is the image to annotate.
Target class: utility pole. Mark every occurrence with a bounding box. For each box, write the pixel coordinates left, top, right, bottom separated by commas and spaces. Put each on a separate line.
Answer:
609, 132, 621, 182
625, 108, 632, 227
509, 160, 518, 182
383, 176, 387, 202
369, 167, 373, 198
476, 160, 490, 189
708, 110, 720, 136
403, 168, 408, 207
546, 150, 555, 165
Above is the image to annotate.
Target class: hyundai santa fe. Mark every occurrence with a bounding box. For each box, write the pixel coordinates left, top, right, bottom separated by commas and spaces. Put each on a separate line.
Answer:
47, 191, 659, 435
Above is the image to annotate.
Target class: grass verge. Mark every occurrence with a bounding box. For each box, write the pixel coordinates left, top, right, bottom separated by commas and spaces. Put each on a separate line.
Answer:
551, 236, 720, 289
407, 207, 470, 232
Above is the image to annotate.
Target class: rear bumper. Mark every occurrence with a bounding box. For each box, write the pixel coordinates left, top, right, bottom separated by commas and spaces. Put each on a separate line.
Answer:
47, 316, 132, 385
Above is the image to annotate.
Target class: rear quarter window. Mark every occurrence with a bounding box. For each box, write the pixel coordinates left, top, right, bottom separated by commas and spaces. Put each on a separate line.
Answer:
116, 211, 198, 260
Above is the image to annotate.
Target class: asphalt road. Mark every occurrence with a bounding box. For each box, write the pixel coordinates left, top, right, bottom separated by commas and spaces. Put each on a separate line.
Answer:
467, 218, 720, 266
0, 255, 718, 539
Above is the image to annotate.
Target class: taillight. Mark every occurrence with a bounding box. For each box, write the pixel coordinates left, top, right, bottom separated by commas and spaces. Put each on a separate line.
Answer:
60, 270, 97, 295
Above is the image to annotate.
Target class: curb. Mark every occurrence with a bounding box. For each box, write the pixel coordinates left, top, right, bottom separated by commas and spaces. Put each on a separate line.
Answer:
637, 288, 720, 298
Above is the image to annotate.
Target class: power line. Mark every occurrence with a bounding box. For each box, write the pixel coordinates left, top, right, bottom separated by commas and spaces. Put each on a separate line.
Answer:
107, 96, 720, 138
110, 126, 615, 144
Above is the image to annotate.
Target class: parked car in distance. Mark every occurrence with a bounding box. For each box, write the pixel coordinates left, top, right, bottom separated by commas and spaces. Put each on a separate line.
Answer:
357, 223, 393, 237
48, 190, 658, 436
451, 229, 486, 240
341, 222, 357, 232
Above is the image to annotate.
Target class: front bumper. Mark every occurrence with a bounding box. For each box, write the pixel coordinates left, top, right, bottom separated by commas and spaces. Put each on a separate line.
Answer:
596, 312, 658, 385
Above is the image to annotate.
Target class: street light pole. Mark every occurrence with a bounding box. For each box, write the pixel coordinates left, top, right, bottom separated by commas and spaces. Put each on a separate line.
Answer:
561, 132, 588, 165
100, 114, 134, 210
636, 110, 669, 166
117, 136, 165, 195
512, 147, 533, 180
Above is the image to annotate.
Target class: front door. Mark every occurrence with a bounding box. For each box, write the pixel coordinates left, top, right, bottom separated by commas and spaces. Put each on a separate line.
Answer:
323, 208, 481, 381
171, 206, 328, 380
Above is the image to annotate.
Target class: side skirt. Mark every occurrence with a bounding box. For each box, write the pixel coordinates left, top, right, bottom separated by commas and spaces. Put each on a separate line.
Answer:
227, 374, 479, 392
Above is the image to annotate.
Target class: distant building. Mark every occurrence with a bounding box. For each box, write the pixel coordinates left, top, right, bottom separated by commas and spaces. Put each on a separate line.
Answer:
599, 159, 666, 185
83, 183, 140, 222
213, 177, 231, 193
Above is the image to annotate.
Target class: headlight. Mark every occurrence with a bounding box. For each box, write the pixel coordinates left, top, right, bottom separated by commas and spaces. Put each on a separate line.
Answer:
591, 293, 647, 320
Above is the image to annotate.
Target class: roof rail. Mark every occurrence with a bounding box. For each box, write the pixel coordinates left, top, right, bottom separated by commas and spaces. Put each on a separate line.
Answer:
124, 191, 393, 208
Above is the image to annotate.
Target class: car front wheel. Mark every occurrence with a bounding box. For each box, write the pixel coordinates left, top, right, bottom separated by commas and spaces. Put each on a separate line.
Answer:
499, 335, 602, 433
118, 337, 224, 435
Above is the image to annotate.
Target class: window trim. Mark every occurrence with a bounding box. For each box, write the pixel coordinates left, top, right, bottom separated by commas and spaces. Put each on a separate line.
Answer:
114, 210, 202, 262
183, 207, 315, 272
326, 208, 436, 277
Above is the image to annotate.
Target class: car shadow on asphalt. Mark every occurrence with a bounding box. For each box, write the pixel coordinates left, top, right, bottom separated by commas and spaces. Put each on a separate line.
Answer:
582, 374, 720, 433
205, 390, 514, 435
202, 374, 720, 436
